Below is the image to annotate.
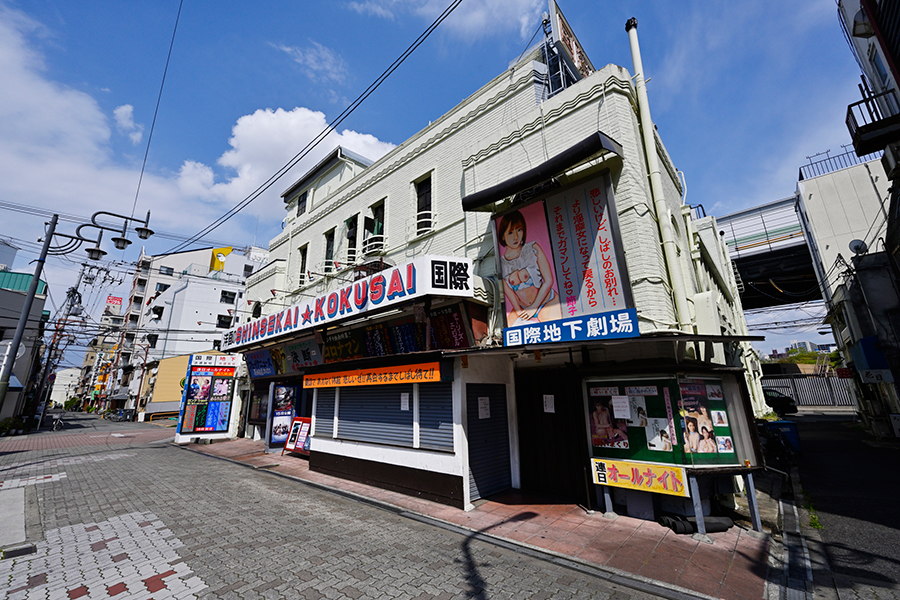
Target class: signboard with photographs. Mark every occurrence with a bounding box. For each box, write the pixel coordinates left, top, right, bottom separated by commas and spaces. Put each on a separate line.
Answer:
496, 172, 637, 347
177, 354, 238, 439
283, 416, 312, 456
270, 385, 296, 447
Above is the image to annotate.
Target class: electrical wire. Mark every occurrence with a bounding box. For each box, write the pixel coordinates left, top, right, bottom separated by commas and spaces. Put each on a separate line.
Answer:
130, 0, 184, 219
164, 0, 465, 254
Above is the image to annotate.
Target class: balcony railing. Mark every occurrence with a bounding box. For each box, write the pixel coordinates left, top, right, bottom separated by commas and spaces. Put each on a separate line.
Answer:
846, 85, 900, 155
415, 210, 434, 236
362, 235, 385, 255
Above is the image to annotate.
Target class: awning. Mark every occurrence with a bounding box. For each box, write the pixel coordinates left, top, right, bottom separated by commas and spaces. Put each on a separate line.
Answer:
461, 131, 624, 212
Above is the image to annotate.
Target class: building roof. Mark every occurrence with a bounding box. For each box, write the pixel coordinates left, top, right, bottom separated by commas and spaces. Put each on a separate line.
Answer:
0, 271, 48, 294
281, 146, 374, 201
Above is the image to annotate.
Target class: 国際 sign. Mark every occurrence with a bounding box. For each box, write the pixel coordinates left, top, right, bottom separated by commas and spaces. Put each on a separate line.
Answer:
221, 255, 473, 352
590, 458, 689, 498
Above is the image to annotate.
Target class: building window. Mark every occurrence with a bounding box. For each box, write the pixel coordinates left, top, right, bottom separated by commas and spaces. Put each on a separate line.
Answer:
146, 334, 158, 349
324, 229, 335, 272
216, 314, 232, 329
150, 306, 164, 320
220, 290, 237, 304
296, 191, 308, 217
363, 201, 385, 254
243, 264, 254, 278
346, 214, 359, 263
298, 245, 308, 284
158, 266, 174, 276
415, 176, 433, 235
156, 283, 170, 293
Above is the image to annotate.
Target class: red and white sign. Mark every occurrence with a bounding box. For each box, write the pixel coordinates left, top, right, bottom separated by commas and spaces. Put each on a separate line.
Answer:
106, 296, 123, 306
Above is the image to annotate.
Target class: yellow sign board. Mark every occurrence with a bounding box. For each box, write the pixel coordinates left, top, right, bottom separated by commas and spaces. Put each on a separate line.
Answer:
304, 362, 441, 388
590, 458, 689, 498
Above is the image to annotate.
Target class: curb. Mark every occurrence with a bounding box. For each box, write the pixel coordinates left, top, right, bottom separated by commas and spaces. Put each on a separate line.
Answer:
178, 443, 727, 600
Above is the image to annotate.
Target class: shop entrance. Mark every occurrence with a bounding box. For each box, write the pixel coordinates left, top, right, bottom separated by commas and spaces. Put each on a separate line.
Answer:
466, 383, 511, 501
515, 368, 588, 502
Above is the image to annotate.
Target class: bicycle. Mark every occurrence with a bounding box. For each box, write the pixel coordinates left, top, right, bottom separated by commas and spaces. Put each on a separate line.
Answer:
52, 415, 64, 431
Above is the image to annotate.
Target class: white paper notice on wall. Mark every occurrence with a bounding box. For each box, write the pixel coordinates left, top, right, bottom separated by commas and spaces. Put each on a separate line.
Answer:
543, 395, 555, 413
400, 393, 410, 411
478, 397, 491, 419
611, 395, 630, 420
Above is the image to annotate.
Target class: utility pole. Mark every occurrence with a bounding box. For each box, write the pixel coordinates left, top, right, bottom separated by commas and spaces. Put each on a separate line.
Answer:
0, 215, 57, 415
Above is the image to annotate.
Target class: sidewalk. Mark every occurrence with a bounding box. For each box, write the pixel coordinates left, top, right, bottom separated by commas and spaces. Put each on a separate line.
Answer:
185, 437, 777, 600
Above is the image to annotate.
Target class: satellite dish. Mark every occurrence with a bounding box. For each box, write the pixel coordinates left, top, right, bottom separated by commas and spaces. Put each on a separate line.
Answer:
849, 239, 868, 255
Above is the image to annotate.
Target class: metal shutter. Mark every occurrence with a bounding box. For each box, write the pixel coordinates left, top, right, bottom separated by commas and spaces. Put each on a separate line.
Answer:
337, 384, 414, 447
313, 387, 335, 438
419, 382, 454, 452
466, 383, 511, 500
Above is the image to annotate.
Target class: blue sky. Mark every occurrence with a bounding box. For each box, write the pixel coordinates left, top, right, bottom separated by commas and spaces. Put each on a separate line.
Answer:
0, 0, 860, 359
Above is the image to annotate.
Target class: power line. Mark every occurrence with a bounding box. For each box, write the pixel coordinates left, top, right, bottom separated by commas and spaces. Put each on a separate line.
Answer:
165, 0, 465, 254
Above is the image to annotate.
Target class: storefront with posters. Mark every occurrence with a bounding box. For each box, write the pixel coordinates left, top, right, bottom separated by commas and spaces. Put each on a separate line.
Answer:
470, 156, 764, 528
223, 255, 515, 508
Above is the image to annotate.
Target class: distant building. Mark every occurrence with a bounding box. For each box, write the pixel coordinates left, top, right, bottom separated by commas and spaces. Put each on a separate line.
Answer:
789, 341, 816, 353
48, 367, 80, 407
118, 246, 268, 415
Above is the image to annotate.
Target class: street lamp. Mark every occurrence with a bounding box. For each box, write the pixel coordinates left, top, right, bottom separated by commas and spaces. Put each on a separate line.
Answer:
0, 211, 154, 415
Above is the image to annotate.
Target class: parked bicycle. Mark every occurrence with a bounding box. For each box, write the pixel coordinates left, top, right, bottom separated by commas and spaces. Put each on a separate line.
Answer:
52, 414, 64, 431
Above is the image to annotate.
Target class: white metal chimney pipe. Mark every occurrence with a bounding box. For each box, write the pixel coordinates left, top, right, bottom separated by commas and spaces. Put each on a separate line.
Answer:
626, 17, 692, 333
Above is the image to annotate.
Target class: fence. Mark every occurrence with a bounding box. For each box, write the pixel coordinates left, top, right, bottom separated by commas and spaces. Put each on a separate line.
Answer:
761, 374, 856, 407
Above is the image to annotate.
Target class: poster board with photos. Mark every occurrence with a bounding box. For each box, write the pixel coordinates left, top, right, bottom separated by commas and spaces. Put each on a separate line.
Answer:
677, 377, 739, 466
269, 385, 297, 447
584, 377, 684, 465
283, 416, 312, 456
177, 355, 237, 435
584, 376, 740, 467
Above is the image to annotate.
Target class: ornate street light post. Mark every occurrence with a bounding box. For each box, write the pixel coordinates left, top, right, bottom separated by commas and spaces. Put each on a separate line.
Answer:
0, 211, 154, 414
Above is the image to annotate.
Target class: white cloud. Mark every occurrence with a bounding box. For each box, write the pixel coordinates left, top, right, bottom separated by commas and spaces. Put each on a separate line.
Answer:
178, 106, 395, 213
349, 0, 543, 40
0, 3, 394, 319
113, 104, 144, 145
348, 1, 395, 20
274, 41, 350, 84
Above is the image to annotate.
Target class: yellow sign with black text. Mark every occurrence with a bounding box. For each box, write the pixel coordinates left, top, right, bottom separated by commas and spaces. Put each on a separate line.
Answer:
590, 458, 689, 497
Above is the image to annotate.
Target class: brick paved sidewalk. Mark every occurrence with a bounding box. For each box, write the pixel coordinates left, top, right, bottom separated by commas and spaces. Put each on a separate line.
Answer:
189, 438, 774, 600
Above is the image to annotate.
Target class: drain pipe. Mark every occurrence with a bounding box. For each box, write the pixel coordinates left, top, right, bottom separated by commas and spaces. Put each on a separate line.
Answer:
626, 18, 692, 333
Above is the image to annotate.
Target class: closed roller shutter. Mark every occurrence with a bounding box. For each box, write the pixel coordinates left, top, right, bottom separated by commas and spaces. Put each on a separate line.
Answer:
338, 384, 414, 447
466, 383, 510, 500
419, 382, 453, 452
314, 388, 336, 438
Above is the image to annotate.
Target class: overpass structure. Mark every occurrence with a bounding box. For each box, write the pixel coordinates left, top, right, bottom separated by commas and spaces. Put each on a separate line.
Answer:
716, 150, 883, 311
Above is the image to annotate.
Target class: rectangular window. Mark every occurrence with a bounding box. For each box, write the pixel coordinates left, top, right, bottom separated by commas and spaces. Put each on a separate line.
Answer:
296, 191, 308, 217
346, 214, 359, 263
873, 50, 890, 86
416, 176, 433, 235
155, 283, 170, 293
298, 245, 308, 284
220, 290, 237, 304
363, 201, 385, 254
158, 266, 174, 276
243, 264, 254, 278
146, 334, 158, 349
216, 314, 232, 328
324, 229, 335, 272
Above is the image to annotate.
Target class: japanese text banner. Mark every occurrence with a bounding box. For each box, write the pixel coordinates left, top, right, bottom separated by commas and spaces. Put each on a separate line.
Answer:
304, 362, 441, 388
504, 307, 638, 346
590, 458, 689, 498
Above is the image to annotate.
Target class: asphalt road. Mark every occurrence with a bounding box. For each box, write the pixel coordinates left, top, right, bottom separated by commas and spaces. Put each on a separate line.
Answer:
0, 413, 665, 599
793, 414, 900, 588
